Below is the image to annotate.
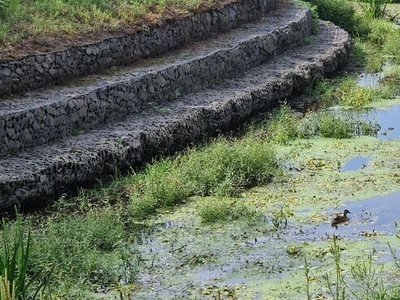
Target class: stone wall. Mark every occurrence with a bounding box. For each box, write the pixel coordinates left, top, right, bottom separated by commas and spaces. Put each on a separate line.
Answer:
0, 20, 351, 209
0, 8, 312, 155
0, 0, 278, 96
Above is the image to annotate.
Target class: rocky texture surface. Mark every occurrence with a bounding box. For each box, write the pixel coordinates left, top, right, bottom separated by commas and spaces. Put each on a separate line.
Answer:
0, 0, 278, 96
0, 0, 351, 209
0, 7, 311, 155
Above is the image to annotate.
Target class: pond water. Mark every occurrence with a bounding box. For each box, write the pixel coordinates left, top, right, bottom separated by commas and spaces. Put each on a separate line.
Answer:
358, 72, 384, 88
374, 103, 400, 140
126, 95, 400, 299
295, 191, 400, 241
340, 156, 370, 171
128, 190, 400, 299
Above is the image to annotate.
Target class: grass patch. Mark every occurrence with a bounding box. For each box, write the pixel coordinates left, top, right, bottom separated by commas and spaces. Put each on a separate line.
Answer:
197, 197, 259, 223
128, 134, 280, 218
0, 0, 230, 50
263, 103, 379, 143
27, 208, 139, 298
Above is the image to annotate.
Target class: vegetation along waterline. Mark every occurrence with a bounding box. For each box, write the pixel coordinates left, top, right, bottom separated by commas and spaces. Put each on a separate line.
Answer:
1, 0, 400, 299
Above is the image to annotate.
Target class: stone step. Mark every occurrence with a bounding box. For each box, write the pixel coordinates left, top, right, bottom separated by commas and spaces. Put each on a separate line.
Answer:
0, 20, 350, 209
0, 5, 311, 155
0, 0, 279, 95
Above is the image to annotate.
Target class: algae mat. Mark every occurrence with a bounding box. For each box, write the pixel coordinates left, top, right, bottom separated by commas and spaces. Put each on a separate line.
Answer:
125, 134, 400, 298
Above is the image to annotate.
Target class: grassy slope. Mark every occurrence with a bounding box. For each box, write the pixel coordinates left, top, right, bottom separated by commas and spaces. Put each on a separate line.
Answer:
0, 0, 232, 60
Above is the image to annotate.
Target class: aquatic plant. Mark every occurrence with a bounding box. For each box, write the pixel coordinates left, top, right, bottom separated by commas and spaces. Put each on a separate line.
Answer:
28, 208, 139, 298
339, 86, 373, 109
266, 104, 300, 144
304, 257, 312, 300
127, 133, 279, 219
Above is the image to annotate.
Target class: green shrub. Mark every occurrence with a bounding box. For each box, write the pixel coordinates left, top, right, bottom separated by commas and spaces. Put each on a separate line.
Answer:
306, 0, 370, 36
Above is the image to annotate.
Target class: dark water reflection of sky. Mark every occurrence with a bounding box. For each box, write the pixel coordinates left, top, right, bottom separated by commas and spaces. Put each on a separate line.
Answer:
374, 103, 400, 140
293, 191, 400, 242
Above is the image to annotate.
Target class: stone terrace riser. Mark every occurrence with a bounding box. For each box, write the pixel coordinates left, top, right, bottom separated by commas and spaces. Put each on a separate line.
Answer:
0, 8, 311, 155
0, 0, 278, 96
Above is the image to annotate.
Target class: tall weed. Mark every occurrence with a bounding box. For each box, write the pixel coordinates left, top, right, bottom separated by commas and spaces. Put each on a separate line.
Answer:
358, 0, 389, 19
0, 216, 50, 299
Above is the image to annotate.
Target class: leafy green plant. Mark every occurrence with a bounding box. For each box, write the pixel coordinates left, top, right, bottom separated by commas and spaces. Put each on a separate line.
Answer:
306, 78, 335, 100
339, 86, 373, 109
271, 204, 293, 228
180, 136, 279, 196
0, 216, 51, 299
267, 104, 300, 144
28, 209, 136, 297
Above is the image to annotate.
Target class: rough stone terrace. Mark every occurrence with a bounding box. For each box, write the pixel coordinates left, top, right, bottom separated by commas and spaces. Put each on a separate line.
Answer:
0, 0, 351, 209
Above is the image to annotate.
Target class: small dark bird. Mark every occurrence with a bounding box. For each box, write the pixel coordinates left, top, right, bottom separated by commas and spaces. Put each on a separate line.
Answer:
331, 209, 351, 228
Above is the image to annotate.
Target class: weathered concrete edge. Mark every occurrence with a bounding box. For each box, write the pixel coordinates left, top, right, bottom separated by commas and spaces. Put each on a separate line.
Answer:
0, 0, 279, 96
0, 22, 351, 209
0, 8, 311, 155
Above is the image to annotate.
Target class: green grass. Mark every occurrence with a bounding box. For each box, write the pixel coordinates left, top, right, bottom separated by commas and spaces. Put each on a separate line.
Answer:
0, 0, 226, 45
27, 208, 139, 298
305, 0, 370, 37
197, 196, 259, 223
128, 133, 280, 218
263, 103, 379, 143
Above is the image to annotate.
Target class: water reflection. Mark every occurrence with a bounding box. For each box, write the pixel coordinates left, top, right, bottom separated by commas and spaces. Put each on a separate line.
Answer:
341, 156, 370, 171
358, 72, 384, 88
374, 103, 400, 140
295, 191, 400, 241
348, 103, 400, 140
